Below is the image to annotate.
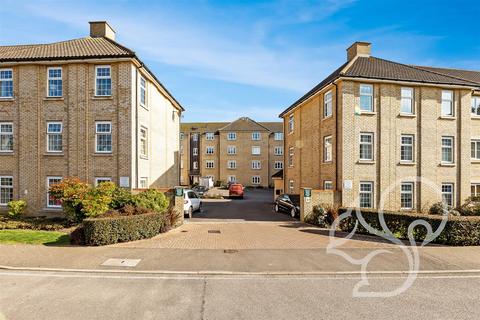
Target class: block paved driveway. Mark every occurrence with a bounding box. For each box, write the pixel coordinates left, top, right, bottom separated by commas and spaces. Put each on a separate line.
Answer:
116, 189, 393, 250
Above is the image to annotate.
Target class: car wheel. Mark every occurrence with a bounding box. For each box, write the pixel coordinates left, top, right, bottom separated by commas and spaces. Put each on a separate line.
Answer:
275, 204, 279, 212
188, 206, 193, 218
290, 208, 296, 218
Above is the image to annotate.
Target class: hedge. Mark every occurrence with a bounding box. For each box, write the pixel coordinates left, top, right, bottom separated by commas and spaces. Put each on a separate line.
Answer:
0, 216, 71, 231
83, 212, 166, 246
338, 209, 480, 246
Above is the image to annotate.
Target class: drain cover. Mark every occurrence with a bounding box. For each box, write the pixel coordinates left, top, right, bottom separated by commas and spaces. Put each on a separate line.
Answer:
208, 230, 221, 234
101, 258, 141, 267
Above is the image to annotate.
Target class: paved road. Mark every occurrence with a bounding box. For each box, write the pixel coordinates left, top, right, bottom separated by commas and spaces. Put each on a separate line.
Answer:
1, 269, 479, 320
190, 188, 295, 222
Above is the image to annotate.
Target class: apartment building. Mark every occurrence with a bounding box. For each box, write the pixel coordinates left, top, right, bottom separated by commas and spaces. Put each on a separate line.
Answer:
0, 21, 184, 215
280, 42, 480, 211
180, 117, 283, 187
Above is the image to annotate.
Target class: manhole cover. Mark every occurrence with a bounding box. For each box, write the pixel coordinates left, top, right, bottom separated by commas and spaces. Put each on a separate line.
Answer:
208, 230, 221, 234
101, 258, 141, 267
224, 249, 238, 253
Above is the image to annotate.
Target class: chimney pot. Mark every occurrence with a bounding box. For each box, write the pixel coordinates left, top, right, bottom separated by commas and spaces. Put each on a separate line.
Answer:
347, 42, 371, 61
89, 21, 116, 41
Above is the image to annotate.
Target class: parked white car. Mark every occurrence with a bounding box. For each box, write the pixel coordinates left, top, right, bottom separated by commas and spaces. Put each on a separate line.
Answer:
184, 189, 202, 218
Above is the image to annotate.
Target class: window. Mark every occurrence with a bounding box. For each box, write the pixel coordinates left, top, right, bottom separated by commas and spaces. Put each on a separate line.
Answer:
274, 161, 283, 170
472, 140, 480, 160
0, 176, 13, 205
228, 176, 236, 183
359, 182, 373, 208
227, 160, 237, 169
359, 133, 374, 161
441, 136, 454, 164
206, 160, 215, 168
95, 122, 112, 153
0, 69, 13, 98
324, 90, 333, 118
252, 146, 261, 155
471, 184, 480, 197
193, 148, 198, 156
47, 177, 62, 208
324, 136, 332, 162
252, 160, 261, 170
95, 66, 111, 96
47, 67, 62, 97
205, 132, 214, 140
95, 177, 111, 186
227, 132, 237, 140
227, 146, 236, 155
47, 122, 63, 152
400, 182, 414, 210
252, 132, 261, 141
400, 87, 413, 114
140, 76, 147, 107
288, 114, 294, 133
274, 132, 283, 141
289, 180, 294, 191
180, 160, 184, 169
206, 146, 214, 154
193, 161, 198, 169
324, 180, 333, 190
252, 176, 261, 185
441, 90, 453, 117
180, 132, 184, 140
472, 97, 480, 116
192, 133, 198, 142
139, 177, 148, 189
442, 183, 454, 206
180, 145, 184, 155
0, 123, 13, 152
288, 147, 294, 167
400, 135, 414, 162
360, 84, 373, 112
274, 146, 283, 155
140, 127, 148, 158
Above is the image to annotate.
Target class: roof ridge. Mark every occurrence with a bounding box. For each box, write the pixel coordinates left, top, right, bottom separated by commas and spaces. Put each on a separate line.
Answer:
413, 64, 480, 73
102, 36, 136, 56
371, 56, 479, 86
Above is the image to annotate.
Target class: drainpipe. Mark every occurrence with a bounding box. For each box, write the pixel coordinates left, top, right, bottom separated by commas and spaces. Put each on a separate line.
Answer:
333, 82, 339, 201
135, 69, 139, 189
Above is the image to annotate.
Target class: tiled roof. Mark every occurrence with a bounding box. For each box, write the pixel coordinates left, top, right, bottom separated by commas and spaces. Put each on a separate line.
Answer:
181, 118, 283, 133
280, 56, 480, 117
260, 122, 283, 132
218, 117, 272, 132
0, 37, 134, 62
180, 122, 228, 133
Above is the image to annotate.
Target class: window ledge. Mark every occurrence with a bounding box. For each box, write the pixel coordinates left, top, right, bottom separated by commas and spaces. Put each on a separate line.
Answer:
357, 160, 375, 164
0, 152, 14, 156
44, 153, 64, 156
323, 160, 333, 164
93, 153, 113, 157
471, 160, 480, 164
92, 96, 113, 100
398, 113, 416, 118
323, 115, 333, 120
43, 207, 63, 212
44, 97, 64, 101
398, 161, 416, 166
439, 163, 455, 167
359, 111, 376, 116
0, 97, 14, 102
471, 116, 480, 120
140, 155, 149, 160
439, 116, 456, 120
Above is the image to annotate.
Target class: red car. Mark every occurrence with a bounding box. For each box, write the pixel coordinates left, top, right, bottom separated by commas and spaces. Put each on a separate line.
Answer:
229, 183, 244, 199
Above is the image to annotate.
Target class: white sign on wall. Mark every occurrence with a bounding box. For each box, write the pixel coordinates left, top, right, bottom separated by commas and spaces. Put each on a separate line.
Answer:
343, 180, 353, 190
120, 177, 130, 188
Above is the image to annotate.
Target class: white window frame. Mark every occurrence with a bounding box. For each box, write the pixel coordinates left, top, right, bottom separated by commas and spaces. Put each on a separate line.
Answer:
324, 135, 332, 162
251, 146, 261, 155
274, 132, 283, 141
206, 160, 215, 169
471, 183, 480, 198
95, 121, 112, 153
206, 146, 214, 154
289, 180, 294, 191
0, 122, 13, 153
400, 134, 414, 163
192, 133, 198, 142
0, 68, 13, 98
139, 177, 148, 189
47, 67, 62, 97
0, 176, 13, 206
252, 132, 261, 141
274, 146, 283, 156
193, 161, 198, 170
140, 76, 147, 108
400, 87, 414, 114
472, 97, 480, 116
95, 177, 112, 186
205, 132, 215, 140
140, 126, 148, 158
400, 182, 414, 210
441, 136, 454, 164
441, 90, 454, 117
442, 183, 454, 207
359, 132, 374, 161
47, 176, 62, 208
227, 160, 237, 169
274, 161, 283, 170
193, 148, 198, 156
288, 114, 294, 133
359, 84, 373, 112
359, 181, 374, 208
324, 180, 333, 190
180, 132, 184, 140
251, 160, 261, 170
46, 121, 63, 153
324, 90, 333, 118
288, 146, 294, 167
227, 146, 236, 155
252, 176, 261, 185
95, 65, 112, 97
471, 139, 480, 160
227, 132, 237, 141
228, 175, 236, 183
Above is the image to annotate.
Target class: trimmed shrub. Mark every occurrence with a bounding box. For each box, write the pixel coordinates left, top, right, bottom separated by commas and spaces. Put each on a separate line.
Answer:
305, 204, 339, 228
429, 202, 459, 216
110, 187, 135, 209
83, 212, 166, 246
70, 226, 85, 245
133, 189, 169, 213
7, 200, 27, 217
338, 209, 480, 246
0, 216, 72, 231
458, 196, 480, 216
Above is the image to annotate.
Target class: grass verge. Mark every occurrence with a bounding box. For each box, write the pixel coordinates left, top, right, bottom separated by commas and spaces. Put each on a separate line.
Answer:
0, 229, 70, 245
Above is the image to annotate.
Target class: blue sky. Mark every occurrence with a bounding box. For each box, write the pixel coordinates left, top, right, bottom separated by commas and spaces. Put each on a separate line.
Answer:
0, 0, 479, 122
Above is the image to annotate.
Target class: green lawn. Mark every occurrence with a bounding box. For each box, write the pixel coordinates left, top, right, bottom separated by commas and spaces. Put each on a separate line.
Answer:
0, 229, 70, 245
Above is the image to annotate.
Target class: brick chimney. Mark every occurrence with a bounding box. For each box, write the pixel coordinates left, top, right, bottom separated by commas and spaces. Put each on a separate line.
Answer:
347, 42, 371, 61
89, 21, 116, 41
